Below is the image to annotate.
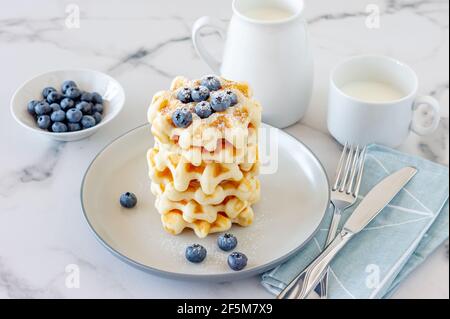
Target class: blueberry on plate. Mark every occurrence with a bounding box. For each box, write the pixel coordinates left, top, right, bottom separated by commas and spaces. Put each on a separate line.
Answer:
91, 92, 103, 104
42, 87, 56, 99
225, 90, 238, 106
191, 86, 210, 102
201, 75, 221, 91
34, 101, 51, 116
37, 115, 51, 130
177, 87, 192, 103
27, 100, 39, 115
66, 108, 83, 123
92, 103, 103, 114
210, 91, 232, 112
50, 103, 61, 112
227, 252, 248, 271
81, 115, 96, 129
61, 80, 77, 94
120, 192, 137, 208
172, 107, 193, 128
185, 244, 207, 263
93, 112, 102, 124
60, 98, 75, 111
51, 122, 68, 133
67, 122, 81, 132
217, 233, 238, 251
50, 110, 66, 122
76, 101, 92, 114
65, 86, 81, 100
80, 92, 94, 102
194, 101, 213, 119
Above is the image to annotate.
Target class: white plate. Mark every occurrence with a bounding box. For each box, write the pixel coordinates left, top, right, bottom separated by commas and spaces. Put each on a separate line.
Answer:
81, 124, 330, 281
10, 69, 125, 142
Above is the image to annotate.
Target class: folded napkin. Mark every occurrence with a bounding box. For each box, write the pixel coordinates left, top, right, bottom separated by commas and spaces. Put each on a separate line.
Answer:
262, 144, 449, 299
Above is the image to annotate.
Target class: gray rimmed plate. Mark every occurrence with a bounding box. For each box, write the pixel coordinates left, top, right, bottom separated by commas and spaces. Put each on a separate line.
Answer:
81, 123, 330, 282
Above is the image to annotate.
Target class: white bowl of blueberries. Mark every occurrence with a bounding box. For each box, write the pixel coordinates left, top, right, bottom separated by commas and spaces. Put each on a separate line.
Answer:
10, 69, 125, 141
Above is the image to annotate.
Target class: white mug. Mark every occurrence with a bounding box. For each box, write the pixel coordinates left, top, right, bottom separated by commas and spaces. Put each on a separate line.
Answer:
192, 0, 314, 128
327, 55, 441, 148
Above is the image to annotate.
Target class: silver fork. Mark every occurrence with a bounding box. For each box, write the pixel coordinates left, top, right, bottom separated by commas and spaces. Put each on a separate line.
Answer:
318, 142, 367, 298
277, 142, 366, 299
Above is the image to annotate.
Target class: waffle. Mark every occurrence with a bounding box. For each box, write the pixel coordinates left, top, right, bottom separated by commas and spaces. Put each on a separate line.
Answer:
150, 177, 260, 206
147, 146, 259, 195
161, 207, 254, 238
147, 75, 261, 237
148, 76, 262, 162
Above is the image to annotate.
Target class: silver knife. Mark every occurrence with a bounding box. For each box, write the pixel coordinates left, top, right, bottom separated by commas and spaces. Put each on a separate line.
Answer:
277, 166, 418, 299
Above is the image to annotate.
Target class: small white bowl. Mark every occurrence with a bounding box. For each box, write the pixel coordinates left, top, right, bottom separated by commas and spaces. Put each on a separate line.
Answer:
10, 69, 125, 142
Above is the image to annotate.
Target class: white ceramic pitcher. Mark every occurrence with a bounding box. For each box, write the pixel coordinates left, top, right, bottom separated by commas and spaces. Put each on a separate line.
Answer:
192, 0, 313, 128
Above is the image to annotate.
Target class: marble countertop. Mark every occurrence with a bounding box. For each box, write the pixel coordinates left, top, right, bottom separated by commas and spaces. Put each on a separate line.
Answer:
0, 0, 448, 298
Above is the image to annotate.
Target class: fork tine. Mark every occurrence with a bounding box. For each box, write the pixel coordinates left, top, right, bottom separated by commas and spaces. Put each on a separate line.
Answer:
333, 142, 348, 190
353, 146, 367, 197
346, 145, 361, 194
339, 144, 355, 192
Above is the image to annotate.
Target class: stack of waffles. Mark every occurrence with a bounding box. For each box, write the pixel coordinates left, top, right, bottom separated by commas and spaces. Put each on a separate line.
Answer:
147, 76, 261, 238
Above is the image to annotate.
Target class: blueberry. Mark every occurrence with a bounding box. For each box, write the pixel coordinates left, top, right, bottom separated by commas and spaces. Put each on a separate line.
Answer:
65, 86, 81, 100
27, 100, 39, 115
34, 101, 51, 116
42, 87, 56, 99
60, 98, 75, 111
61, 80, 77, 94
210, 92, 232, 112
67, 122, 81, 132
47, 91, 62, 104
227, 252, 248, 271
93, 112, 102, 124
201, 75, 221, 91
177, 87, 192, 103
194, 101, 213, 119
50, 110, 66, 122
51, 122, 68, 133
91, 92, 103, 104
66, 108, 83, 123
217, 233, 238, 251
50, 103, 61, 112
225, 90, 238, 106
191, 86, 210, 102
185, 244, 207, 263
92, 103, 103, 114
80, 92, 94, 102
120, 192, 137, 208
81, 115, 96, 129
172, 107, 193, 128
37, 115, 51, 130
76, 101, 92, 114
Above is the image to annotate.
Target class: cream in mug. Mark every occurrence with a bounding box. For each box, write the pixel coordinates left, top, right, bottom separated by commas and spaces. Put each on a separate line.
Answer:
340, 81, 405, 103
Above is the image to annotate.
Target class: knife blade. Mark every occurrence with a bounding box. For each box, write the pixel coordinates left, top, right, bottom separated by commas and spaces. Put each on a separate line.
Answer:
277, 166, 418, 299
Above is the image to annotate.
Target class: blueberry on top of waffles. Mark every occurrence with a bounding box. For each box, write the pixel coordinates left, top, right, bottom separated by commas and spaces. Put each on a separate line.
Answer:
191, 85, 210, 102
225, 90, 238, 106
177, 87, 193, 103
210, 91, 232, 112
217, 233, 237, 251
194, 101, 213, 119
185, 244, 207, 263
120, 192, 137, 208
172, 106, 193, 128
201, 75, 221, 91
228, 252, 248, 271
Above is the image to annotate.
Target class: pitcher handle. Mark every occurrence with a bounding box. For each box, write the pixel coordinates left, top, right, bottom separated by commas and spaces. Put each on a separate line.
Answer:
192, 16, 226, 74
411, 95, 441, 136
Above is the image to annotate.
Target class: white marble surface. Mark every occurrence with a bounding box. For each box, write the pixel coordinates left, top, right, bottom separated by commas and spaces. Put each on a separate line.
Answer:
0, 0, 448, 298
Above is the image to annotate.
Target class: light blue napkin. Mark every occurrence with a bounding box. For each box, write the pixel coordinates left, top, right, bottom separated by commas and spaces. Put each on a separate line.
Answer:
262, 144, 449, 299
